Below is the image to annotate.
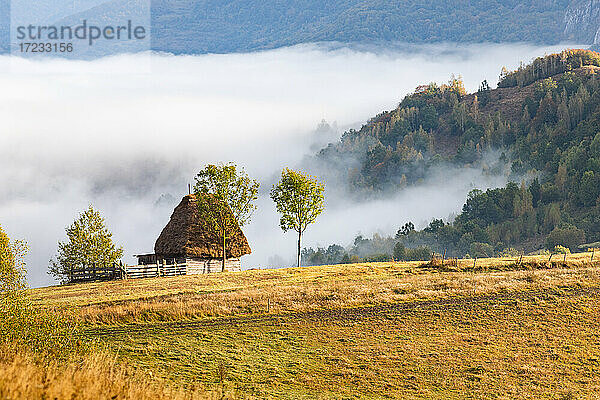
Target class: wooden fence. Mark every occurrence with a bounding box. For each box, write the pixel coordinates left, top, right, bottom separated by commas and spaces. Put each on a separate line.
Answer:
69, 263, 124, 283
68, 262, 189, 283
122, 263, 188, 279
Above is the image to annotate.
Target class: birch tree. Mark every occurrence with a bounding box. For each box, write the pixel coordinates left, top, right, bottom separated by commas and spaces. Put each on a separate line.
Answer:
270, 169, 325, 267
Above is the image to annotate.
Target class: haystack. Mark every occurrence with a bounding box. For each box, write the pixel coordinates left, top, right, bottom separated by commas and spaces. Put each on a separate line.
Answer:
154, 194, 251, 272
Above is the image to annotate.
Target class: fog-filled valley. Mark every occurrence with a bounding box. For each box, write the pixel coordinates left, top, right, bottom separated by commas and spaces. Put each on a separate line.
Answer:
0, 42, 576, 287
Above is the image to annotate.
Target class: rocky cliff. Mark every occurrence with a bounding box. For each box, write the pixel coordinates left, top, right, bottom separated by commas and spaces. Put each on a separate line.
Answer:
565, 0, 600, 44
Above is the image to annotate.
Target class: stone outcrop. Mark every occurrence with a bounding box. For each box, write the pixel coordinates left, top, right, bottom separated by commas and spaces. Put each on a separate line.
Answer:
565, 0, 600, 45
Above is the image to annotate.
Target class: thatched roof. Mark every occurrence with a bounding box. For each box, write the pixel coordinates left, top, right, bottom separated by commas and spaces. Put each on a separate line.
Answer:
154, 195, 251, 259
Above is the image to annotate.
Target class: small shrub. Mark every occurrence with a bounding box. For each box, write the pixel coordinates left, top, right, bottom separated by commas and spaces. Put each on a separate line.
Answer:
365, 254, 393, 263
553, 245, 571, 255
349, 255, 362, 264
499, 248, 521, 257
405, 246, 433, 261
546, 226, 585, 252
470, 242, 494, 258
530, 249, 551, 256
393, 243, 406, 261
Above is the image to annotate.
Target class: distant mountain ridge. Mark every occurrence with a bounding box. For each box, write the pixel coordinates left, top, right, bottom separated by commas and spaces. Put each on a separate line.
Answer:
1, 0, 596, 55
150, 0, 573, 54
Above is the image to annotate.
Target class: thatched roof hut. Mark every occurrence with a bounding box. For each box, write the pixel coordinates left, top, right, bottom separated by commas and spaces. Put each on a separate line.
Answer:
154, 194, 251, 260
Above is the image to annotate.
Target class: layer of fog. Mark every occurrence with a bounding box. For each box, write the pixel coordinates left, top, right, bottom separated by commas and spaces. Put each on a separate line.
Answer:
0, 42, 575, 287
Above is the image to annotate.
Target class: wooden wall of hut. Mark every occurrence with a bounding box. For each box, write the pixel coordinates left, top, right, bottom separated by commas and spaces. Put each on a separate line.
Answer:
186, 257, 241, 274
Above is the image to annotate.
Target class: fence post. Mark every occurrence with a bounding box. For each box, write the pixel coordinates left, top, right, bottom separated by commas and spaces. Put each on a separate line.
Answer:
442, 249, 446, 267
473, 257, 477, 269
564, 252, 567, 263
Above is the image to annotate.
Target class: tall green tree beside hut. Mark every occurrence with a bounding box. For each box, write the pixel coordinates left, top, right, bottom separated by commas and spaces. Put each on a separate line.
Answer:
271, 169, 325, 268
193, 163, 259, 272
49, 206, 123, 283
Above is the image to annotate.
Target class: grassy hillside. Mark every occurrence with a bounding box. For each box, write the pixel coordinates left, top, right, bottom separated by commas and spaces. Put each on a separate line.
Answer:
26, 253, 600, 399
31, 252, 598, 323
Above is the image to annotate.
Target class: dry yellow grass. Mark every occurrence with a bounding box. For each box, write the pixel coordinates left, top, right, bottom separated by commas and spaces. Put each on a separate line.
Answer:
30, 252, 600, 325
18, 252, 600, 399
0, 349, 225, 400
88, 282, 600, 399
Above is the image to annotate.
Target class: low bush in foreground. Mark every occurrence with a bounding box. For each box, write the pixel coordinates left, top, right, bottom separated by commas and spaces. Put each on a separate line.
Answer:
1, 224, 79, 358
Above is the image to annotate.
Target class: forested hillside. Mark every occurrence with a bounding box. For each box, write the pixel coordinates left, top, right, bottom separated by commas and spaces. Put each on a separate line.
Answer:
151, 0, 571, 54
0, 0, 592, 55
304, 49, 600, 265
